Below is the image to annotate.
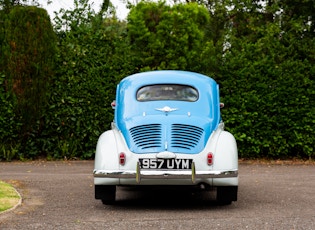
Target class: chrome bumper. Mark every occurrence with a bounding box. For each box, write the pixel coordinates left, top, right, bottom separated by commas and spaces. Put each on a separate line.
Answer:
93, 162, 238, 183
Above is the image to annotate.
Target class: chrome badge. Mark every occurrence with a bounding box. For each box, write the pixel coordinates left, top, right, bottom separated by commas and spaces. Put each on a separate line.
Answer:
155, 106, 178, 114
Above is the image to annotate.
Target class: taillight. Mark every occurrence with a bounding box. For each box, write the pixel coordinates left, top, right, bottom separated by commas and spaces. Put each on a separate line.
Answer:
119, 152, 126, 165
207, 152, 213, 165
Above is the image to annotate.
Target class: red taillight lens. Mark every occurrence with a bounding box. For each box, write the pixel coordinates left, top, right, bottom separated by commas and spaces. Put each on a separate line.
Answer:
207, 152, 213, 165
119, 152, 126, 165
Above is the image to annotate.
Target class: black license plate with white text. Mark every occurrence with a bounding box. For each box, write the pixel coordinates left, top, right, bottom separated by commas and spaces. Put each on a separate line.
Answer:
139, 158, 192, 170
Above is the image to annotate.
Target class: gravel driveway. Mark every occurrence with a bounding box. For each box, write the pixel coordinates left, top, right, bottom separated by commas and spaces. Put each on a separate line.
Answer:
0, 160, 314, 229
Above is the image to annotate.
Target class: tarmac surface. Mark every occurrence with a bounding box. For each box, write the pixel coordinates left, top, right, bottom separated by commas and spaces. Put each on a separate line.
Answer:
0, 160, 314, 229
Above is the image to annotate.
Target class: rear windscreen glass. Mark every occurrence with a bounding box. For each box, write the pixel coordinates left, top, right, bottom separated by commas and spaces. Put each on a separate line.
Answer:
137, 84, 198, 102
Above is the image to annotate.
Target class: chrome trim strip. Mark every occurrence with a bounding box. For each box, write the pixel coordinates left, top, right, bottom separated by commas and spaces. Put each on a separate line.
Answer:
93, 168, 238, 183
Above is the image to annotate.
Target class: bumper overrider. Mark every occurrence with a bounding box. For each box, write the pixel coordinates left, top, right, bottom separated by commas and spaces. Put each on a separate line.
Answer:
93, 162, 238, 184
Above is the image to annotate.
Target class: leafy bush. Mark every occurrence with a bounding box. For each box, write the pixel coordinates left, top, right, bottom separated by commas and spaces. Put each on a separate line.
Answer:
219, 23, 315, 159
127, 1, 210, 71
0, 6, 56, 160
39, 4, 135, 159
0, 74, 22, 161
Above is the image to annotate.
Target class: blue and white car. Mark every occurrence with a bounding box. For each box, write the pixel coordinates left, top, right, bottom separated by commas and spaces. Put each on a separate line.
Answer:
94, 70, 238, 205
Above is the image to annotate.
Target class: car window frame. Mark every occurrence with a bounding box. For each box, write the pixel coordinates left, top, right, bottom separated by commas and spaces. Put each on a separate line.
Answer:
136, 84, 199, 102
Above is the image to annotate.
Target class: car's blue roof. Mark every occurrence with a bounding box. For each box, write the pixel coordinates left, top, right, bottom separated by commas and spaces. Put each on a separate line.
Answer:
119, 70, 217, 89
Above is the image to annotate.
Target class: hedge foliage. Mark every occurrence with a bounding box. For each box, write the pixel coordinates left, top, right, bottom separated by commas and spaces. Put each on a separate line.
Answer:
127, 2, 211, 71
220, 29, 315, 159
0, 0, 314, 160
41, 15, 135, 159
0, 6, 57, 160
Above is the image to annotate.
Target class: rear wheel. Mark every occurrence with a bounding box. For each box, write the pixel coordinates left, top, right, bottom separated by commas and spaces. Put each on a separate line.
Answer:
95, 185, 116, 205
217, 186, 238, 205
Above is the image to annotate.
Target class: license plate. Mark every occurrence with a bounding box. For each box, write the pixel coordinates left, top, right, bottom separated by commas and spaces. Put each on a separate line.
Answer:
139, 158, 192, 170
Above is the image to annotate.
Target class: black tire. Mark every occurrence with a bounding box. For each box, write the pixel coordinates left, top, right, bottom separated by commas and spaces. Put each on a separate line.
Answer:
217, 186, 238, 205
95, 185, 116, 205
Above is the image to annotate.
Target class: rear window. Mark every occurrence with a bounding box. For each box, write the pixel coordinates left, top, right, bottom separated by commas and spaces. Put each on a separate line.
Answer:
137, 84, 198, 102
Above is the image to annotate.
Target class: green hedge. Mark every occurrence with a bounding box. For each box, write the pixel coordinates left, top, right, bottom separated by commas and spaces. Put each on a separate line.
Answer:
219, 24, 315, 159
0, 6, 56, 160
127, 2, 210, 71
0, 2, 314, 160
38, 16, 135, 159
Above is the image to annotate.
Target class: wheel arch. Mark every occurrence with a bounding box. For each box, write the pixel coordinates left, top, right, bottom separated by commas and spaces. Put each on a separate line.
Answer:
213, 130, 238, 171
94, 130, 119, 172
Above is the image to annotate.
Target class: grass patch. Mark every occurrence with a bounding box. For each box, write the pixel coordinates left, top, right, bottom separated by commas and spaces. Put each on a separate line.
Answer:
0, 181, 20, 212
